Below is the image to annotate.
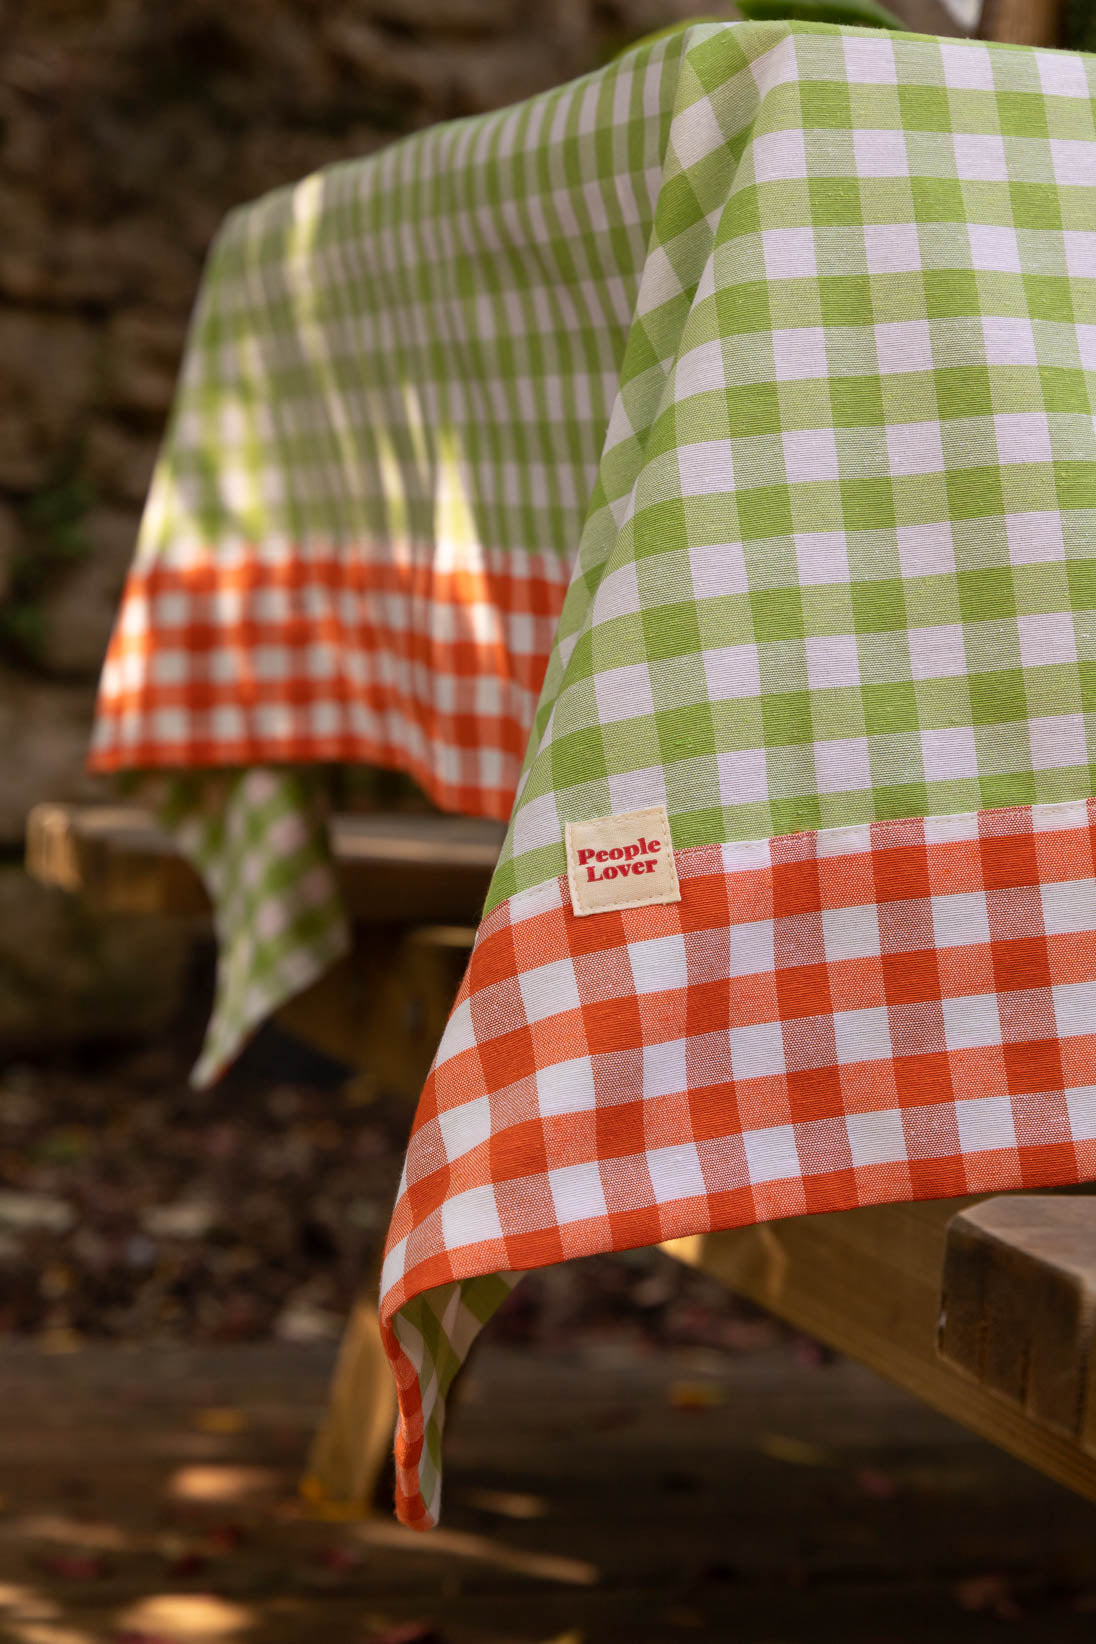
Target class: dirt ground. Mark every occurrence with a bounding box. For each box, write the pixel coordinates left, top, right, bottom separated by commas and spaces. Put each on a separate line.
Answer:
2, 961, 1096, 1641
2, 1333, 1096, 1644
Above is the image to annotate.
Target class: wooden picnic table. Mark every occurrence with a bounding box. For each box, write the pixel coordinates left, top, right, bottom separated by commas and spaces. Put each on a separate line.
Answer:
25, 802, 1096, 1513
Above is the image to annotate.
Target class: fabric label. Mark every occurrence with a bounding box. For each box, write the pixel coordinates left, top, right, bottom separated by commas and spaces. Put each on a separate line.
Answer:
565, 805, 681, 917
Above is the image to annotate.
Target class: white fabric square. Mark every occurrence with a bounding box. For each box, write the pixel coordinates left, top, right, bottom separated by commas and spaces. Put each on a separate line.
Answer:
795, 530, 850, 586
814, 737, 872, 795
1063, 230, 1096, 279
594, 662, 656, 724
678, 439, 735, 497
845, 1107, 907, 1168
1028, 714, 1088, 770
968, 223, 1021, 274
932, 889, 992, 950
518, 957, 581, 1024
864, 222, 922, 275
853, 128, 909, 178
742, 1123, 800, 1184
643, 1038, 688, 1100
1017, 612, 1078, 668
1051, 139, 1096, 188
982, 315, 1038, 367
441, 1183, 504, 1248
1006, 510, 1064, 564
885, 420, 945, 476
921, 725, 978, 783
646, 1141, 707, 1203
595, 559, 641, 618
833, 1005, 893, 1064
511, 791, 565, 859
436, 1094, 493, 1164
874, 320, 933, 375
549, 1160, 607, 1224
630, 933, 688, 995
1077, 325, 1096, 370
783, 427, 839, 483
730, 1019, 785, 1081
942, 993, 1002, 1052
690, 541, 749, 600
705, 643, 762, 700
677, 338, 727, 398
956, 1095, 1017, 1154
750, 35, 801, 98
1041, 878, 1096, 937
939, 40, 995, 91
1066, 1086, 1096, 1142
1038, 49, 1091, 99
537, 1056, 597, 1118
752, 127, 808, 183
730, 918, 775, 978
843, 34, 897, 84
897, 522, 956, 578
953, 133, 1009, 183
821, 903, 881, 964
1054, 980, 1096, 1039
772, 327, 828, 381
995, 412, 1053, 466
150, 650, 188, 687
673, 91, 730, 172
908, 623, 967, 681
763, 227, 817, 280
805, 632, 861, 690
717, 746, 769, 805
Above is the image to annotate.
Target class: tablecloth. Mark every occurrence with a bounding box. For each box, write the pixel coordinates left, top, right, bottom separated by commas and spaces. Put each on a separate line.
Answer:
92, 15, 1096, 1531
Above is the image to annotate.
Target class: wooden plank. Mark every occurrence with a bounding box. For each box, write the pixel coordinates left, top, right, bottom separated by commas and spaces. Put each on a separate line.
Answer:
938, 1195, 1096, 1450
26, 802, 504, 924
662, 1187, 1096, 1504
26, 802, 212, 916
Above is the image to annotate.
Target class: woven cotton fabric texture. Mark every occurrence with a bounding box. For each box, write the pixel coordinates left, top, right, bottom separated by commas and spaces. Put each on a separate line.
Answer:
373, 21, 1096, 1530
88, 14, 1096, 1527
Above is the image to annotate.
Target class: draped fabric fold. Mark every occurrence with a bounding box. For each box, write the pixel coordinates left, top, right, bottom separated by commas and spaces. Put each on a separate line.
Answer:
90, 17, 1096, 1528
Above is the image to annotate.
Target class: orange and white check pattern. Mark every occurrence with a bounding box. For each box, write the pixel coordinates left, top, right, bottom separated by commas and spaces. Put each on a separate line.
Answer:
381, 796, 1096, 1527
91, 545, 569, 820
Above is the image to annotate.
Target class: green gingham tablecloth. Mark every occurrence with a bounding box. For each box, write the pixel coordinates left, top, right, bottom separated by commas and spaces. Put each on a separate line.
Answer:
93, 17, 1096, 1526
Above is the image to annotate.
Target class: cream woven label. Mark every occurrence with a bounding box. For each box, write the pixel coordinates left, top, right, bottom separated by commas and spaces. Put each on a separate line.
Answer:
565, 805, 680, 917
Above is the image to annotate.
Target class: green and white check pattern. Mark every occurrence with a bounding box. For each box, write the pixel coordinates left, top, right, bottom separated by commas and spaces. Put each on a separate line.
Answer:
98, 18, 1096, 1084
161, 769, 349, 1086
490, 21, 1096, 909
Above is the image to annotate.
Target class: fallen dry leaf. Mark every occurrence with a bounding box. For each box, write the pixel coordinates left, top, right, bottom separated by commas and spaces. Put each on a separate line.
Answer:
855, 1465, 898, 1499
758, 1432, 830, 1467
193, 1406, 246, 1434
362, 1625, 446, 1644
955, 1574, 1021, 1620
668, 1380, 725, 1410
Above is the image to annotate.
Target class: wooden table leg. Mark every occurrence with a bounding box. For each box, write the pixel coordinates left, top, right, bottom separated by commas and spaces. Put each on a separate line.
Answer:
276, 925, 474, 1515
300, 1263, 397, 1516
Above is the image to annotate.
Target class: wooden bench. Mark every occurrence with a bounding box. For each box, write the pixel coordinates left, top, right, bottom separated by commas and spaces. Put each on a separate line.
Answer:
26, 802, 1096, 1510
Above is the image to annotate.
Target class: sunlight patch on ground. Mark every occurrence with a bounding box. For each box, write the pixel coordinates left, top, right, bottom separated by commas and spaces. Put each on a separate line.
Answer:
167, 1465, 280, 1503
354, 1520, 599, 1586
116, 1593, 255, 1639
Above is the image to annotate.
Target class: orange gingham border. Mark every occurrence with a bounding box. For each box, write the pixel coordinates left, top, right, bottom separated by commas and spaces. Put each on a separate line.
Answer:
380, 796, 1096, 1527
88, 545, 569, 818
